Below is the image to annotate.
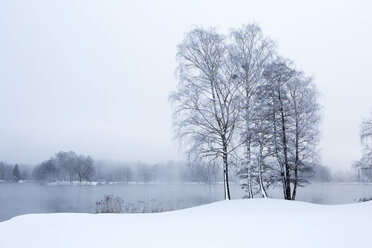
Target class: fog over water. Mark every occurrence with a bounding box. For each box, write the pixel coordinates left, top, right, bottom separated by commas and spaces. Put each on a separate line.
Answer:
1, 182, 372, 222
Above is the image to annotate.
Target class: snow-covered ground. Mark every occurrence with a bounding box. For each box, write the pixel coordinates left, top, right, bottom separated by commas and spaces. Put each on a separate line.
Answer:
0, 199, 370, 248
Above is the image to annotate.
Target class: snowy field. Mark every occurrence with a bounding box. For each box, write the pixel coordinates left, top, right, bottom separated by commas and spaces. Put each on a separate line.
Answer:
0, 199, 371, 248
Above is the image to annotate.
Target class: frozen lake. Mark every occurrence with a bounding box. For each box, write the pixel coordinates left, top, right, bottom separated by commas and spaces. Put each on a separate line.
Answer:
1, 182, 371, 222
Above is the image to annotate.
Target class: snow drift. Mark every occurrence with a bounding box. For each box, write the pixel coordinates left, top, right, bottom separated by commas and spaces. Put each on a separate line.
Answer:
0, 199, 371, 248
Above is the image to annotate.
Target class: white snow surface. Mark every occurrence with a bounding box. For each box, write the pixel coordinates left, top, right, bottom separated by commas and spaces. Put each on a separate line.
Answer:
0, 199, 371, 248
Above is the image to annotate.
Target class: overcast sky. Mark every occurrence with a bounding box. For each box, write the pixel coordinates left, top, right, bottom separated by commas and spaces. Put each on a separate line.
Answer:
0, 0, 371, 171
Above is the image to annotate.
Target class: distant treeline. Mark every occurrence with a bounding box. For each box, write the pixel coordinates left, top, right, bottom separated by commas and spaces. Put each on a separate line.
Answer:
1, 151, 223, 183
1, 151, 335, 183
33, 151, 94, 182
33, 151, 223, 183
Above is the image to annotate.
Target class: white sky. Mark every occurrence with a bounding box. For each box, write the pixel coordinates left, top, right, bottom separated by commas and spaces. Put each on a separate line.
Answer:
0, 0, 371, 171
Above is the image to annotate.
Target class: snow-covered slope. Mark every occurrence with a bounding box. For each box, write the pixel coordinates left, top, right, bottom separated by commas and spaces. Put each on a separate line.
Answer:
0, 199, 371, 248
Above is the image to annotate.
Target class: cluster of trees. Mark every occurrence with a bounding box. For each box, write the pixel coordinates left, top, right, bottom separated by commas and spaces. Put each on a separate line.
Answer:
353, 112, 372, 182
33, 151, 95, 182
0, 162, 29, 182
170, 24, 321, 200
30, 151, 224, 183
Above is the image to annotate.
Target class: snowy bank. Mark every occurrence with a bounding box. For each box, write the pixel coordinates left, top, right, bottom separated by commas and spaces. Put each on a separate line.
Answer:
0, 199, 371, 248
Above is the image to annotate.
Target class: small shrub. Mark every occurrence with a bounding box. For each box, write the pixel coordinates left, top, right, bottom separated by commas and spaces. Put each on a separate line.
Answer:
96, 194, 124, 213
95, 195, 181, 214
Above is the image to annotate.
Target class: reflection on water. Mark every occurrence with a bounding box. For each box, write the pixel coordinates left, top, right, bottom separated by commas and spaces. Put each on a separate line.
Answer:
0, 182, 371, 222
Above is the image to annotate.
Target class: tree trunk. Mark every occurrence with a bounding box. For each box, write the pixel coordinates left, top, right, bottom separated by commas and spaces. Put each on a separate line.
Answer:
246, 141, 253, 198
258, 144, 268, 198
292, 169, 298, 200
245, 89, 253, 199
279, 92, 291, 200
292, 122, 300, 200
223, 145, 231, 200
272, 107, 287, 199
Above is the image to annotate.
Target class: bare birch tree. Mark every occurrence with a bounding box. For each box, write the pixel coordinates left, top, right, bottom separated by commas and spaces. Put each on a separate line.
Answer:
263, 58, 320, 200
262, 59, 296, 199
248, 82, 283, 198
353, 112, 372, 181
170, 27, 241, 200
228, 24, 274, 198
287, 72, 320, 199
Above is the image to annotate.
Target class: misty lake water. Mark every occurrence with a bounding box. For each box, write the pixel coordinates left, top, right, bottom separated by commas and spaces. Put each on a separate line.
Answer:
1, 182, 372, 222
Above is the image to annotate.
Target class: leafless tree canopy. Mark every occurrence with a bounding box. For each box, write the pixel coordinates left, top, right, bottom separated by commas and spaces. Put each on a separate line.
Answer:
170, 24, 321, 200
170, 27, 242, 199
